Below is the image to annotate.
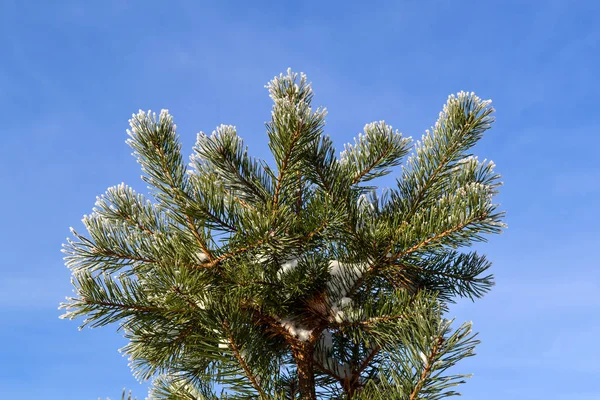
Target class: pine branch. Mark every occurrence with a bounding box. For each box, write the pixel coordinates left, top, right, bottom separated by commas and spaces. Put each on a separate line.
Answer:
186, 172, 242, 233
399, 216, 483, 257
273, 123, 303, 209
127, 110, 214, 261
92, 183, 174, 237
63, 220, 157, 274
306, 135, 340, 194
59, 271, 176, 328
404, 320, 479, 400
340, 121, 411, 185
357, 345, 381, 374
92, 247, 155, 264
353, 312, 478, 400
192, 125, 272, 206
347, 161, 503, 299
393, 92, 495, 222
398, 250, 494, 302
266, 69, 326, 212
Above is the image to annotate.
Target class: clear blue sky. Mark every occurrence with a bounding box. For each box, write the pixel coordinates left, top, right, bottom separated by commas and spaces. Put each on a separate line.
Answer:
0, 1, 598, 399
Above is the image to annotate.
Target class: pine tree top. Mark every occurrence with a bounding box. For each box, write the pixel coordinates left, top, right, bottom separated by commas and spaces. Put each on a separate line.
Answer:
61, 69, 505, 399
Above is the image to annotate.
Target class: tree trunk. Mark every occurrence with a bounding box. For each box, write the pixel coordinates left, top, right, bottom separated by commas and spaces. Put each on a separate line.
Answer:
292, 342, 317, 400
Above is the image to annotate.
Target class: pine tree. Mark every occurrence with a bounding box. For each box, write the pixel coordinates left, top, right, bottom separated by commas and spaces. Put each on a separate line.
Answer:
61, 69, 505, 400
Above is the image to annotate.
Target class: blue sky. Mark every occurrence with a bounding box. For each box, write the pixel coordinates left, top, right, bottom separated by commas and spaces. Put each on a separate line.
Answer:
0, 0, 598, 399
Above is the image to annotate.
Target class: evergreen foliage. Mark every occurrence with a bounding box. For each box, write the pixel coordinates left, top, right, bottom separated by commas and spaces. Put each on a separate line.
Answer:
61, 69, 505, 399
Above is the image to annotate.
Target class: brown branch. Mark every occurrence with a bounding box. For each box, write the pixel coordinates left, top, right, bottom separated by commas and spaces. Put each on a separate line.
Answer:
314, 163, 332, 193
226, 190, 255, 211
93, 247, 155, 264
351, 144, 393, 185
292, 341, 317, 400
174, 324, 195, 344
313, 357, 345, 383
382, 266, 418, 292
408, 336, 444, 400
242, 303, 296, 343
395, 215, 486, 259
172, 286, 203, 310
305, 218, 329, 242
335, 314, 407, 332
121, 213, 155, 235
273, 123, 303, 209
358, 345, 381, 373
200, 238, 265, 269
187, 215, 213, 259
313, 339, 381, 396
83, 299, 164, 313
295, 171, 303, 216
223, 322, 268, 399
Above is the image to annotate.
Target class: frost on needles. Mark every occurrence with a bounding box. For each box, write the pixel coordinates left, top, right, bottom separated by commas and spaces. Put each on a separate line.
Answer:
60, 69, 505, 400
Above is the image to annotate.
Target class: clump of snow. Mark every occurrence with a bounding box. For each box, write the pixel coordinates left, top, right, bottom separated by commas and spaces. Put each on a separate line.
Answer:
194, 299, 206, 310
313, 330, 380, 381
357, 193, 375, 212
313, 333, 352, 379
331, 306, 345, 323
196, 251, 209, 263
327, 260, 369, 299
280, 318, 313, 342
327, 259, 370, 323
339, 297, 352, 307
280, 318, 294, 331
328, 296, 355, 323
295, 327, 312, 342
277, 256, 300, 278
280, 257, 299, 273
212, 329, 229, 349
320, 329, 333, 349
254, 252, 269, 264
